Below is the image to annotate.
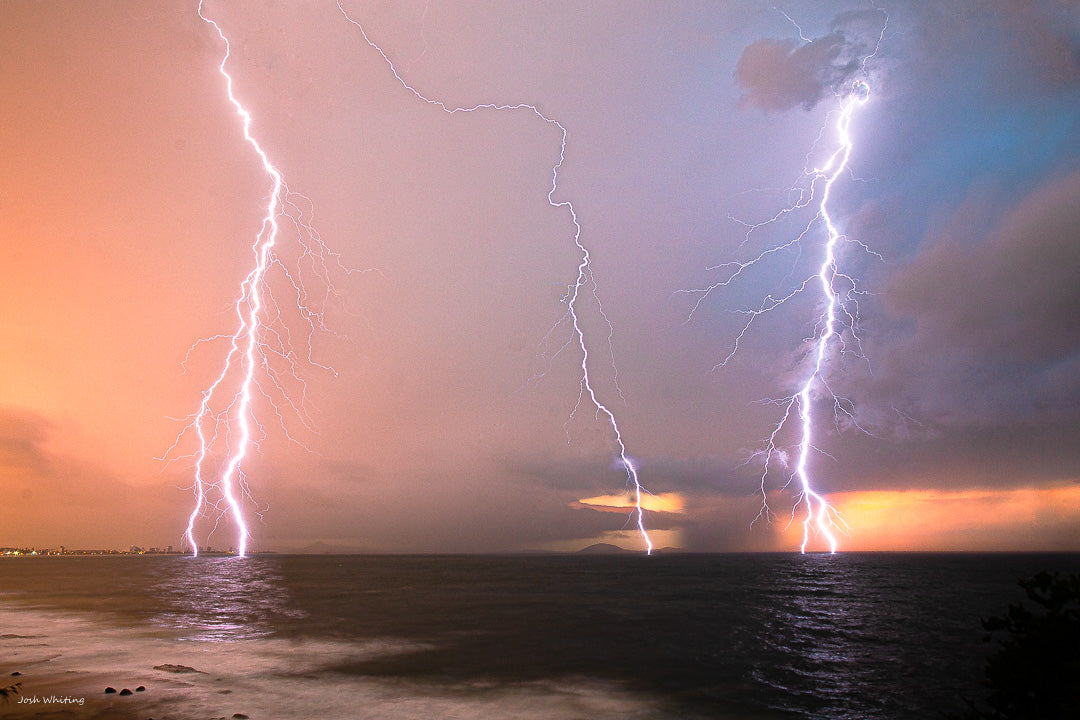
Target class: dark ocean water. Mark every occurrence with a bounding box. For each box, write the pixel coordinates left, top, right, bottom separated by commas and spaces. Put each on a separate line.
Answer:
2, 553, 1079, 719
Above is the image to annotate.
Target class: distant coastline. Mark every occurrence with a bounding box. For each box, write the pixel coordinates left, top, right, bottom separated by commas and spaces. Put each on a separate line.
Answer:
0, 547, 276, 557
5, 547, 1080, 557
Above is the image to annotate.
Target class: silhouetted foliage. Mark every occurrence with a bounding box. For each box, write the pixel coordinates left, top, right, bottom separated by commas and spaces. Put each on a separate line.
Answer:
950, 571, 1080, 719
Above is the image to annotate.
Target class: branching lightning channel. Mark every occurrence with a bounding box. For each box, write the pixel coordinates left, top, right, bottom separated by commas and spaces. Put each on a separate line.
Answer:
164, 1, 354, 558
335, 2, 653, 553
684, 17, 885, 553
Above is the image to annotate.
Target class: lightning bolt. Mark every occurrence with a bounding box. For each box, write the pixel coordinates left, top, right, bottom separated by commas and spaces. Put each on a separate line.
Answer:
685, 16, 885, 553
335, 2, 653, 553
786, 79, 870, 553
164, 2, 355, 557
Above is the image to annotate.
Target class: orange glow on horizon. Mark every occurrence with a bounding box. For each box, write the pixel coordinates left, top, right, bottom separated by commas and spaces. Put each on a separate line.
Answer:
811, 485, 1080, 551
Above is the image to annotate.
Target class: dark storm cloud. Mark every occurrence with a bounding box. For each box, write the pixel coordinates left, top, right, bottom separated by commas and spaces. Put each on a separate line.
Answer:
864, 177, 1080, 436
787, 1, 1080, 503
0, 406, 185, 547
0, 407, 119, 497
935, 0, 1080, 90
504, 451, 764, 499
734, 10, 884, 112
823, 418, 1080, 492
0, 407, 51, 473
889, 171, 1080, 365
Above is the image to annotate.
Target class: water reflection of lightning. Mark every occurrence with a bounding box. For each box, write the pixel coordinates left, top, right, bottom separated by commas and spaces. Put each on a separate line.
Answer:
336, 2, 653, 553
164, 2, 351, 558
686, 19, 884, 553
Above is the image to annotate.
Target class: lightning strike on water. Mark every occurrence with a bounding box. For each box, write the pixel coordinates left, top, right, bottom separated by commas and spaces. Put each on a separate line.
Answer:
335, 2, 653, 553
787, 80, 870, 553
163, 2, 355, 558
685, 15, 886, 553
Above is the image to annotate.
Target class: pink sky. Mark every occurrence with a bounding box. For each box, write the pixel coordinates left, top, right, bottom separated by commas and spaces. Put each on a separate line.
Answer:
2, 1, 1079, 552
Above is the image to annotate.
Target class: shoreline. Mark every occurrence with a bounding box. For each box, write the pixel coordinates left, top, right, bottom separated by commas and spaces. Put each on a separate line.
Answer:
0, 607, 257, 720
0, 603, 682, 720
0, 668, 177, 720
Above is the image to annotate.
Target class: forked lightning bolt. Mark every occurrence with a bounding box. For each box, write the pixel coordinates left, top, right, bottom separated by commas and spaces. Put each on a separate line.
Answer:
164, 1, 352, 557
335, 2, 653, 553
686, 17, 885, 553
787, 79, 869, 553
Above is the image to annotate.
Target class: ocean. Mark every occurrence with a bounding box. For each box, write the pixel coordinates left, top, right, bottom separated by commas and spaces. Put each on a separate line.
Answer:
2, 553, 1078, 719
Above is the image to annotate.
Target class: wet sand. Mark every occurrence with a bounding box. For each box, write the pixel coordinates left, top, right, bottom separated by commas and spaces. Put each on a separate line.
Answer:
0, 666, 159, 720
0, 628, 254, 720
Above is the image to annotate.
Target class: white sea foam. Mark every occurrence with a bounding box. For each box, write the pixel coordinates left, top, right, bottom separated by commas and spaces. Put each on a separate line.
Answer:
0, 604, 669, 719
